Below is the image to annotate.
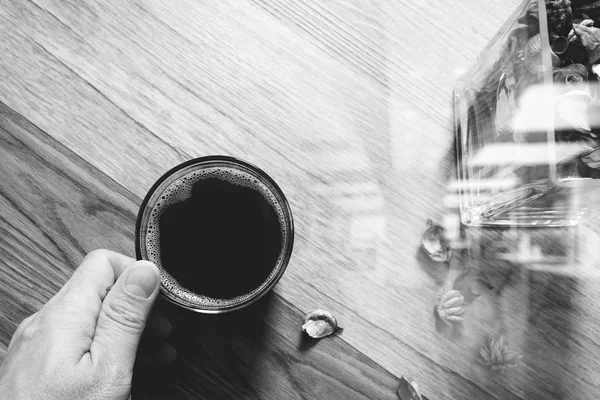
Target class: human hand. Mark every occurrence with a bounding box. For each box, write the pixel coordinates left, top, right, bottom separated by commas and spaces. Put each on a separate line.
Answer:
0, 249, 174, 400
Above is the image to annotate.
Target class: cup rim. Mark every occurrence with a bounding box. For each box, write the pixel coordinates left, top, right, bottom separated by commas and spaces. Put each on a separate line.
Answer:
135, 155, 294, 313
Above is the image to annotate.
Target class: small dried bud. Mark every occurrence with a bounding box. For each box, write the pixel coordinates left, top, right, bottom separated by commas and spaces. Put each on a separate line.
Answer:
435, 290, 466, 326
478, 336, 523, 373
302, 309, 342, 338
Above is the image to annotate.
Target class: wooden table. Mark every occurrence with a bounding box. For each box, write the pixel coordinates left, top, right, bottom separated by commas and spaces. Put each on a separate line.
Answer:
3, 0, 600, 399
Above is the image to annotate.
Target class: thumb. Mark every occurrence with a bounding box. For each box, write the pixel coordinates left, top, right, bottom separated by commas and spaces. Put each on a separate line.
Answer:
91, 260, 160, 367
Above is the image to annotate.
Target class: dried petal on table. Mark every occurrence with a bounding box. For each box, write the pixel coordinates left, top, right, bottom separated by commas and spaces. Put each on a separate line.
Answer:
301, 309, 342, 339
573, 23, 600, 64
396, 375, 426, 400
420, 219, 450, 263
435, 290, 466, 327
478, 336, 523, 373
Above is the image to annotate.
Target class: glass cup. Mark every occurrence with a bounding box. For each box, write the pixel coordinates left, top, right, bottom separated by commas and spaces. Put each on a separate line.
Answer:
135, 155, 294, 313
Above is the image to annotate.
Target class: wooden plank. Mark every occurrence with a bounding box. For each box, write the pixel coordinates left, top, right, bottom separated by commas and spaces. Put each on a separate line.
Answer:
0, 101, 139, 346
453, 226, 600, 399
0, 102, 400, 399
6, 0, 600, 398
133, 295, 399, 400
0, 0, 532, 398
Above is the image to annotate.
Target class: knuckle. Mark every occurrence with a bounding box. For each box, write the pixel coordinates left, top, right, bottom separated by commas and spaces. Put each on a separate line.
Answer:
84, 248, 110, 262
101, 295, 146, 332
60, 290, 93, 313
15, 314, 39, 341
19, 322, 38, 342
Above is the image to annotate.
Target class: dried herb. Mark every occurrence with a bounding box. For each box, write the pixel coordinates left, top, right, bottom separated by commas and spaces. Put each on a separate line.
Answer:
478, 336, 523, 373
568, 19, 594, 42
573, 23, 600, 63
301, 309, 342, 338
435, 290, 466, 327
524, 34, 562, 73
548, 0, 574, 34
520, 0, 573, 36
553, 63, 589, 89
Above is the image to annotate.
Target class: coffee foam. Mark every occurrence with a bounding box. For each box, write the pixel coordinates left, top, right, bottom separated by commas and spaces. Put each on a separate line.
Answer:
144, 166, 289, 308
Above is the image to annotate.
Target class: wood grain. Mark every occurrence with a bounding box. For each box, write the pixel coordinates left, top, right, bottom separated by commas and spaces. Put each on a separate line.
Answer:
0, 102, 400, 399
3, 0, 600, 398
0, 101, 139, 346
134, 295, 399, 400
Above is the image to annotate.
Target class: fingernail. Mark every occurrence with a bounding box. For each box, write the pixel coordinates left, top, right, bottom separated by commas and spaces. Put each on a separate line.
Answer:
125, 261, 159, 299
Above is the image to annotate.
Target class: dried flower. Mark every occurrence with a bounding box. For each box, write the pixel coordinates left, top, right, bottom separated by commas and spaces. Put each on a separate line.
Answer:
420, 220, 450, 263
553, 63, 589, 89
568, 19, 595, 42
573, 23, 600, 64
435, 290, 466, 327
547, 0, 574, 34
396, 375, 430, 400
301, 309, 342, 338
478, 336, 523, 373
520, 0, 573, 35
580, 146, 600, 168
524, 34, 562, 73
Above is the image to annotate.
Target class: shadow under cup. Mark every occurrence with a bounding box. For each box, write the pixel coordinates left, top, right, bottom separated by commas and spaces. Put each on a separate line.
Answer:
135, 156, 294, 313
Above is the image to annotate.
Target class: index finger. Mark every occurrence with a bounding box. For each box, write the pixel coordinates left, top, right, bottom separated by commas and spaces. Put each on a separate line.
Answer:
49, 249, 136, 314
44, 249, 138, 361
67, 249, 136, 300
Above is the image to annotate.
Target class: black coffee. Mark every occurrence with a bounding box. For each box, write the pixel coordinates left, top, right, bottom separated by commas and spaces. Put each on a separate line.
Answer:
148, 170, 283, 300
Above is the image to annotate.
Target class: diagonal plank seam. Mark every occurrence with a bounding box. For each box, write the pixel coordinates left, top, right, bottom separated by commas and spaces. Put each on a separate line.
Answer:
288, 271, 523, 400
